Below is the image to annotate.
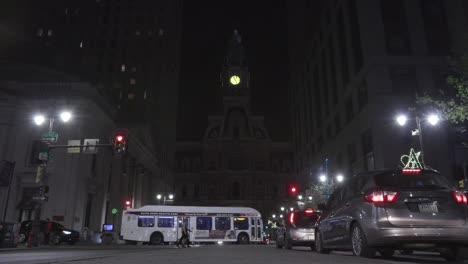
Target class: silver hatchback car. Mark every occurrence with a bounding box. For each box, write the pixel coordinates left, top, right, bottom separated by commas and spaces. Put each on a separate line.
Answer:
315, 168, 468, 261
276, 209, 320, 250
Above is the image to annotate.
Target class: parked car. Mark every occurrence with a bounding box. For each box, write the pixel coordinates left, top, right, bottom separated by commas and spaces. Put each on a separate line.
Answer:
276, 208, 320, 250
315, 168, 468, 261
19, 220, 79, 245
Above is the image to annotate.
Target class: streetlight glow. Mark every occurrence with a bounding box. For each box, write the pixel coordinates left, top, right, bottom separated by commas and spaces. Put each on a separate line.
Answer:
272, 214, 276, 218
298, 195, 303, 200
319, 175, 327, 182
396, 114, 407, 126
279, 214, 283, 218
168, 194, 174, 200
336, 174, 344, 182
280, 207, 284, 211
34, 115, 45, 126
308, 196, 313, 201
60, 111, 72, 122
427, 114, 440, 126
290, 207, 294, 211
156, 194, 162, 200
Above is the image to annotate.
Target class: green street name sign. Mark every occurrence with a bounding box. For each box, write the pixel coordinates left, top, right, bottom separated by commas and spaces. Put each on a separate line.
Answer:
41, 131, 58, 143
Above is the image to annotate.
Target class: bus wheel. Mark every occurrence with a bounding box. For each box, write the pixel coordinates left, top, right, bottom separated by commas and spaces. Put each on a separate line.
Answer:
237, 233, 249, 245
150, 232, 164, 245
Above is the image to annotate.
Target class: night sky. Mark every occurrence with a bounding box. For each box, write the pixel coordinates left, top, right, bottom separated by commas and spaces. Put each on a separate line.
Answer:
177, 0, 290, 141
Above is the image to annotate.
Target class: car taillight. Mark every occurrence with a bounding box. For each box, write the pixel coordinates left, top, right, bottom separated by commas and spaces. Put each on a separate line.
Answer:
305, 209, 314, 214
452, 191, 468, 205
402, 168, 421, 174
364, 190, 400, 204
289, 212, 295, 224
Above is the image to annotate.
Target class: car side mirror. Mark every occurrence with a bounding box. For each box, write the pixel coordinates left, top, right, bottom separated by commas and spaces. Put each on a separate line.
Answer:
317, 203, 327, 211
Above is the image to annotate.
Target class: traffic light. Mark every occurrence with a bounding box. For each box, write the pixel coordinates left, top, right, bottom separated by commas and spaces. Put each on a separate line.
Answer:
125, 200, 131, 207
113, 134, 127, 154
289, 185, 298, 196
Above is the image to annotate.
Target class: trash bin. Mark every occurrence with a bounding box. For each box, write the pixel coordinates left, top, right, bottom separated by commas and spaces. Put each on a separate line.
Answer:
0, 222, 19, 248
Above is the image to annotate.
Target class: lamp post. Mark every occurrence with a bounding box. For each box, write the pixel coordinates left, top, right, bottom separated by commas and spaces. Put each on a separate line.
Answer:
396, 112, 440, 167
34, 111, 72, 132
156, 193, 174, 205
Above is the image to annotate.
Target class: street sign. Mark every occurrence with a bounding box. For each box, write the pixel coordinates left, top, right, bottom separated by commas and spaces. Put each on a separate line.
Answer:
67, 140, 81, 153
41, 131, 58, 143
83, 139, 99, 154
38, 152, 49, 161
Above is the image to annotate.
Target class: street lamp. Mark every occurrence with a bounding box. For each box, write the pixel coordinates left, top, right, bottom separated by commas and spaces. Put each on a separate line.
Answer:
156, 193, 174, 205
319, 174, 327, 183
297, 195, 303, 200
396, 112, 440, 167
33, 111, 73, 131
280, 207, 285, 211
336, 174, 344, 183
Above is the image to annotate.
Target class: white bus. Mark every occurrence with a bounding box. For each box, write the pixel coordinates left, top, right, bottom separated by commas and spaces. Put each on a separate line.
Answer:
120, 205, 263, 245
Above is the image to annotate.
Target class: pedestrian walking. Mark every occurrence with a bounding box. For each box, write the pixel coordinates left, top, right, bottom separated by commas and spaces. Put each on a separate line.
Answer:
177, 218, 191, 248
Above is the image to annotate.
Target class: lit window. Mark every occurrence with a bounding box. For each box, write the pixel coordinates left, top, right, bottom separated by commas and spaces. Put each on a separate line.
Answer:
130, 78, 136, 85
47, 29, 53, 36
143, 90, 147, 99
121, 64, 126, 72
65, 8, 68, 15
79, 41, 83, 48
37, 28, 43, 37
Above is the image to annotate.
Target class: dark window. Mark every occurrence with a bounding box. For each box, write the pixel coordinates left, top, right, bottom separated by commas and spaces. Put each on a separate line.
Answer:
374, 172, 452, 190
313, 69, 322, 123
194, 185, 199, 198
232, 182, 240, 199
348, 142, 357, 163
358, 81, 368, 110
338, 9, 350, 86
321, 52, 329, 115
182, 185, 187, 198
233, 126, 239, 138
139, 216, 155, 227
234, 217, 249, 230
380, 0, 412, 54
334, 114, 341, 135
329, 38, 338, 105
326, 124, 332, 139
345, 96, 354, 123
463, 0, 468, 25
215, 217, 231, 230
349, 0, 364, 72
420, 0, 449, 55
157, 217, 174, 228
196, 217, 212, 230
361, 128, 373, 155
391, 67, 417, 95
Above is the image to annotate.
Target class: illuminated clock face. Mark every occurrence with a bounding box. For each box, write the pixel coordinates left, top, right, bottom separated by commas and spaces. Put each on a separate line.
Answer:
230, 75, 241, 85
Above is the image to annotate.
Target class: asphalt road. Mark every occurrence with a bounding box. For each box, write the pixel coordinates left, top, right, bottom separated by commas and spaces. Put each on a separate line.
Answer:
0, 244, 466, 264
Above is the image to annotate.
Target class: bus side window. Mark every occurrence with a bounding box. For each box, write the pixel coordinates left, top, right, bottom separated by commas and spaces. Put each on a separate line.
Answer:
234, 217, 248, 230
196, 217, 212, 230
138, 216, 155, 227
215, 217, 231, 230
157, 217, 174, 228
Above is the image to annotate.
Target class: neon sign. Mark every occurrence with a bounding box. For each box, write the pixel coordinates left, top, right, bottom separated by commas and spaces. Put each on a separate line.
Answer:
400, 148, 423, 169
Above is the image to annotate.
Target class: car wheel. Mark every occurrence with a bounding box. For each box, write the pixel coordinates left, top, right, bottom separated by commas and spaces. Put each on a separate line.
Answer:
18, 233, 27, 243
440, 247, 463, 262
378, 248, 394, 258
52, 235, 61, 245
150, 233, 164, 245
315, 230, 330, 254
237, 233, 249, 244
351, 223, 375, 258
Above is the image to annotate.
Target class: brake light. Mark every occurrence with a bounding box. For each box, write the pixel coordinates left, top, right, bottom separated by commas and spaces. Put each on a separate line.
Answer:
452, 191, 468, 205
305, 209, 314, 214
364, 190, 400, 203
402, 168, 421, 174
289, 212, 295, 224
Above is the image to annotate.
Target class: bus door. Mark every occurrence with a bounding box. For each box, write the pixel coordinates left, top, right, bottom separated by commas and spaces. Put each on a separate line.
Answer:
250, 217, 262, 241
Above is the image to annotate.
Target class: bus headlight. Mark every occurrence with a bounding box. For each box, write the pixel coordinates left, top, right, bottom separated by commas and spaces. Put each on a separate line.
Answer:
62, 231, 72, 235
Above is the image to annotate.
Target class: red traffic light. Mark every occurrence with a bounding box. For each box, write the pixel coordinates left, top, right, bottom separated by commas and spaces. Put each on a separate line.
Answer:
125, 200, 131, 206
291, 187, 297, 193
116, 134, 125, 142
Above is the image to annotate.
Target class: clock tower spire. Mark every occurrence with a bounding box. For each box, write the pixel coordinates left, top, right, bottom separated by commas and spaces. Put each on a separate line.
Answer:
221, 29, 251, 109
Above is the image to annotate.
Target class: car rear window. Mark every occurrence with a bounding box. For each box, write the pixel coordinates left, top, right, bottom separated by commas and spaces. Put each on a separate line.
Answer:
291, 212, 319, 228
374, 172, 452, 190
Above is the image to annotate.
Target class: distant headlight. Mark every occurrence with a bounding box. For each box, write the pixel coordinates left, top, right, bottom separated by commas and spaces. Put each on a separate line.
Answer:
62, 231, 72, 235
